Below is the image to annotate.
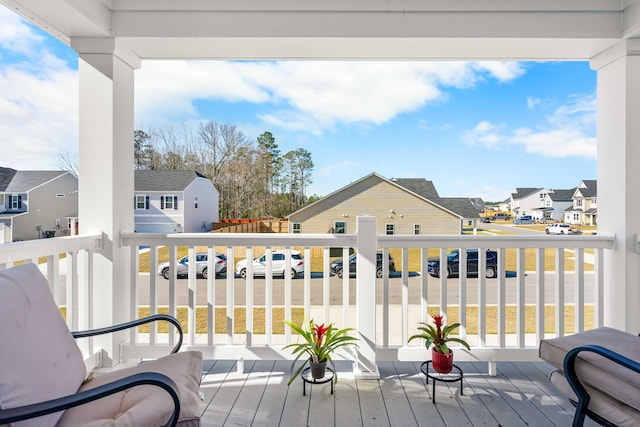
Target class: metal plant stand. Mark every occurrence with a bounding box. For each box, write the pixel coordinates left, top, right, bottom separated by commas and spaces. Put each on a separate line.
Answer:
301, 367, 334, 395
421, 361, 464, 403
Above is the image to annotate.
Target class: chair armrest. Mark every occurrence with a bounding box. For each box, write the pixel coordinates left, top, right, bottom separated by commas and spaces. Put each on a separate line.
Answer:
563, 344, 640, 427
0, 372, 181, 427
72, 314, 183, 354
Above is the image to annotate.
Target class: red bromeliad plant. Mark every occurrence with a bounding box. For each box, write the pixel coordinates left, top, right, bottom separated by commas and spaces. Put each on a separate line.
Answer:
284, 319, 358, 384
408, 314, 470, 354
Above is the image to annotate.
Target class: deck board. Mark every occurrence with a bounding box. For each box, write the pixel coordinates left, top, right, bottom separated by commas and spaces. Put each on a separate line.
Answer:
199, 360, 585, 427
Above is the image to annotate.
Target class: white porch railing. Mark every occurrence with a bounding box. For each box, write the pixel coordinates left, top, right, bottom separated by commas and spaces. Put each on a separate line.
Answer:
0, 218, 615, 373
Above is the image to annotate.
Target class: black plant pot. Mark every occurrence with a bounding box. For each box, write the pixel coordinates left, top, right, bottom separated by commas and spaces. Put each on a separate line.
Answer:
310, 359, 327, 379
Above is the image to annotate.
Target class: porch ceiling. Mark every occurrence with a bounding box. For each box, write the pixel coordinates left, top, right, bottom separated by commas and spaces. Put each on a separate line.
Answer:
2, 0, 640, 60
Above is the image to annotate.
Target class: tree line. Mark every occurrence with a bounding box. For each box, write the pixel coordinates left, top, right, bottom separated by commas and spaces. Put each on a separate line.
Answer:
134, 122, 318, 218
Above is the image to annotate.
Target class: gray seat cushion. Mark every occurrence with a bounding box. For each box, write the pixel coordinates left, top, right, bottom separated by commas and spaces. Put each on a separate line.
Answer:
549, 370, 640, 427
58, 351, 203, 427
540, 327, 640, 420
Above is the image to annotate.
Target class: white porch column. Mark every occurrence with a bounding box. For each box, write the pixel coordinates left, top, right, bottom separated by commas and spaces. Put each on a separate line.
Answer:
591, 39, 640, 335
355, 215, 379, 378
73, 38, 141, 365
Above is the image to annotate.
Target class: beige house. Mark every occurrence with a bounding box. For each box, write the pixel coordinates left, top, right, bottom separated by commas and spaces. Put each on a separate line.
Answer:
288, 173, 481, 235
564, 179, 597, 225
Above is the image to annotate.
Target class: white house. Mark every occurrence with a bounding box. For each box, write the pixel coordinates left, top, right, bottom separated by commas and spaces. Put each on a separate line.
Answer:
564, 180, 597, 225
534, 188, 576, 222
0, 167, 78, 242
509, 188, 549, 219
134, 170, 219, 233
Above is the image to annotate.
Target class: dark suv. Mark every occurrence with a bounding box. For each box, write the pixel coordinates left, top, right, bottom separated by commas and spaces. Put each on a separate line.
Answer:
330, 252, 396, 279
427, 249, 497, 278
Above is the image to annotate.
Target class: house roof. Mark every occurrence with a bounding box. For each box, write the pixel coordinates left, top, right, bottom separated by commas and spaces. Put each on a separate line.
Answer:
390, 178, 440, 200
548, 188, 576, 201
389, 178, 482, 218
134, 170, 208, 192
511, 188, 542, 200
290, 173, 481, 220
0, 168, 68, 192
0, 167, 17, 190
578, 180, 597, 198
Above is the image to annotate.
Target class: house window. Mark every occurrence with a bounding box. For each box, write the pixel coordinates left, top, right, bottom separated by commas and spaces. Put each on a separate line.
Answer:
576, 198, 583, 207
414, 224, 421, 235
161, 195, 178, 210
194, 197, 198, 209
135, 195, 147, 210
10, 194, 21, 209
386, 224, 395, 235
293, 223, 301, 233
334, 221, 346, 234
573, 213, 580, 221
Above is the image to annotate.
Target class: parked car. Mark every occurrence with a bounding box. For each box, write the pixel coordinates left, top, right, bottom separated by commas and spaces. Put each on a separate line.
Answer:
545, 223, 582, 235
537, 218, 558, 224
157, 253, 226, 280
493, 213, 511, 220
427, 249, 498, 278
235, 250, 304, 279
481, 217, 491, 223
514, 215, 534, 224
330, 251, 396, 279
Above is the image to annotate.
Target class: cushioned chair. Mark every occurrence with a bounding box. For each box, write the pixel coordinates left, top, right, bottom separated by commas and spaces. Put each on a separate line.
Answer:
539, 327, 640, 427
0, 263, 203, 427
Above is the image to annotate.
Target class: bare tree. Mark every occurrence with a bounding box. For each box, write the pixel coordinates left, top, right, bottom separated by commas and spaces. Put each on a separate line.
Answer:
57, 150, 79, 177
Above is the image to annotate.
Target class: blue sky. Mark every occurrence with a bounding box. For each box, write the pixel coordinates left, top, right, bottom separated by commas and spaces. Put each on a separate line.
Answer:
0, 6, 596, 203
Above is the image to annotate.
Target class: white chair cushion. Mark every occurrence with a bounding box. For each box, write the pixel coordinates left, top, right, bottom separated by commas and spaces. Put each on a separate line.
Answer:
0, 263, 86, 427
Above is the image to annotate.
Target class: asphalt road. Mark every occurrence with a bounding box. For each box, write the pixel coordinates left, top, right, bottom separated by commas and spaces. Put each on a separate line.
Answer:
134, 270, 595, 307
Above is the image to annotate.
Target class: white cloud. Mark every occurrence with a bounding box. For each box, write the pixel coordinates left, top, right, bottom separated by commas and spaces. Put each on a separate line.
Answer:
512, 128, 596, 158
464, 94, 596, 159
136, 60, 527, 133
527, 97, 541, 109
463, 121, 506, 148
0, 7, 43, 55
474, 62, 525, 82
0, 8, 78, 170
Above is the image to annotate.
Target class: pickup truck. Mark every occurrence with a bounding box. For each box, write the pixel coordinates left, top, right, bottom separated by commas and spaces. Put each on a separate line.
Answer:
545, 223, 582, 235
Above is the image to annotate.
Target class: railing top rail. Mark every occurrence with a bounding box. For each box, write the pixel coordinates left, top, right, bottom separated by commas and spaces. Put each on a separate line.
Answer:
379, 233, 615, 249
121, 231, 615, 250
0, 233, 103, 264
121, 231, 357, 248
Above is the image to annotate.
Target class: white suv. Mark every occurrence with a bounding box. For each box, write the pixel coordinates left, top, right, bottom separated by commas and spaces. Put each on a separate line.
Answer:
235, 250, 304, 279
545, 223, 581, 235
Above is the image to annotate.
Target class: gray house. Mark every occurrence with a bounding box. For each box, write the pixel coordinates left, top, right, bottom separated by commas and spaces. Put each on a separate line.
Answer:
0, 167, 78, 242
134, 170, 219, 233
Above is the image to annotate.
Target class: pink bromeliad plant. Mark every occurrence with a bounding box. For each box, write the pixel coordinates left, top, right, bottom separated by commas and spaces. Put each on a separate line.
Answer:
408, 314, 470, 354
284, 319, 358, 384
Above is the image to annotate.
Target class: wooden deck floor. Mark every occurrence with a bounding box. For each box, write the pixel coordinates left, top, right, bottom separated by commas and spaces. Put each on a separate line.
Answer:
198, 360, 599, 427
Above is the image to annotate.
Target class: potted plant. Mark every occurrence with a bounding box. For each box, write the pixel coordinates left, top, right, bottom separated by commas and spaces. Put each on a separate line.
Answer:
408, 313, 470, 374
284, 319, 359, 385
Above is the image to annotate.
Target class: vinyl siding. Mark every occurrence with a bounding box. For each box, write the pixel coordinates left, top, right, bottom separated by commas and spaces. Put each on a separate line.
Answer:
289, 177, 460, 234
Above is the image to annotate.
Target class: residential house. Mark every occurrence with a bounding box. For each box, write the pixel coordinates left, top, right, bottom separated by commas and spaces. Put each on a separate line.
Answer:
0, 167, 78, 242
288, 173, 482, 235
510, 187, 550, 219
534, 188, 576, 222
564, 180, 597, 225
134, 170, 219, 233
